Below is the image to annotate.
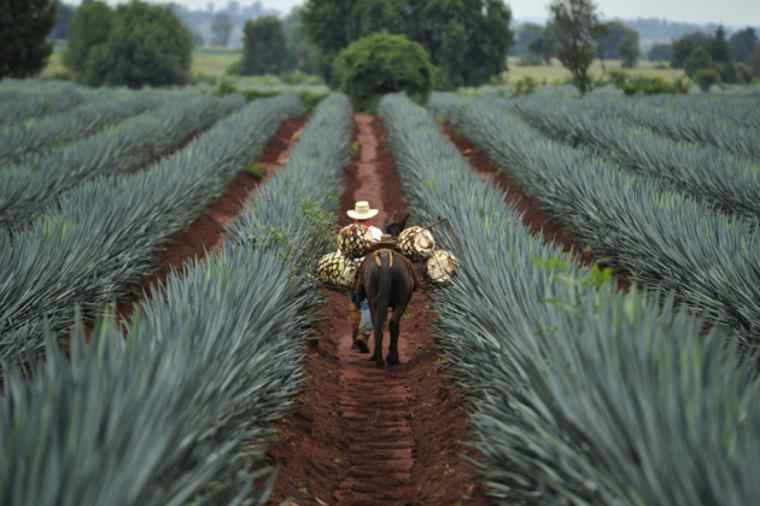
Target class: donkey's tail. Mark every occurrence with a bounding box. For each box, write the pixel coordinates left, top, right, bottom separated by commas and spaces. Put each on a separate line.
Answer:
373, 250, 393, 336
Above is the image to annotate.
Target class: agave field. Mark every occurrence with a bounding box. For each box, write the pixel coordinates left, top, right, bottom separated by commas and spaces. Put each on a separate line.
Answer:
2, 78, 760, 506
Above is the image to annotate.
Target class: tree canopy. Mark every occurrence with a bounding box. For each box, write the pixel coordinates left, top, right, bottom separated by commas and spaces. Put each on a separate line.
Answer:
65, 0, 193, 88
549, 0, 600, 95
729, 28, 758, 64
333, 33, 434, 112
0, 0, 56, 79
240, 16, 289, 75
302, 0, 513, 89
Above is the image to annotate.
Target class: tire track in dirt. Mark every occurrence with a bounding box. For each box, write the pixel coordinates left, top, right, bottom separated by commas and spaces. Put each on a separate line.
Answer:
111, 117, 306, 329
443, 123, 631, 292
266, 115, 488, 506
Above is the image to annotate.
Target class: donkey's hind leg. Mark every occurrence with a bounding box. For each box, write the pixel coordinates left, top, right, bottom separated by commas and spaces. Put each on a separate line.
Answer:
387, 314, 401, 366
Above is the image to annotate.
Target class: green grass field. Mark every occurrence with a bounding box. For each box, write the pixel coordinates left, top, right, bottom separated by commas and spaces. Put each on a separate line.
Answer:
503, 57, 685, 84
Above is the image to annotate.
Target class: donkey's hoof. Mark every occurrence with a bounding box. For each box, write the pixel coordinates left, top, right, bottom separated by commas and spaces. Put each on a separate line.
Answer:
372, 356, 386, 368
352, 340, 370, 353
386, 353, 399, 366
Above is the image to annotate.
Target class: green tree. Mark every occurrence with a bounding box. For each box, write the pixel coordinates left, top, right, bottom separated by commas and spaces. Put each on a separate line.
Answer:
710, 25, 731, 63
63, 0, 113, 75
51, 1, 75, 40
694, 67, 720, 92
82, 1, 193, 88
283, 6, 322, 73
751, 47, 760, 77
619, 29, 640, 68
211, 12, 233, 47
241, 16, 290, 75
0, 0, 56, 79
528, 24, 557, 64
729, 27, 758, 63
549, 0, 600, 95
333, 33, 434, 112
512, 23, 545, 57
684, 47, 713, 78
648, 43, 673, 62
302, 0, 513, 89
671, 32, 712, 68
595, 21, 627, 60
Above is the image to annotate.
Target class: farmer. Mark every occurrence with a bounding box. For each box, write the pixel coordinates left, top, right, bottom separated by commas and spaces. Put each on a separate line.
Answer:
347, 200, 383, 348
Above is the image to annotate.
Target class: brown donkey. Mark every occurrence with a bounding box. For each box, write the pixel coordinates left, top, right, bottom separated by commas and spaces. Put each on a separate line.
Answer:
354, 247, 417, 368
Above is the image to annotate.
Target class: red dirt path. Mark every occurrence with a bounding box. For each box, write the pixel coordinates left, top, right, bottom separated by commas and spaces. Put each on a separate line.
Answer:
112, 117, 306, 328
265, 116, 488, 506
444, 124, 630, 292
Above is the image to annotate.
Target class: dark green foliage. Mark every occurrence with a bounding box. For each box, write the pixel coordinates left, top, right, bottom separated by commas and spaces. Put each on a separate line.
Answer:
752, 47, 760, 76
648, 43, 673, 62
511, 22, 544, 56
710, 25, 731, 63
65, 0, 193, 88
684, 46, 713, 77
0, 0, 56, 79
694, 67, 720, 92
211, 12, 232, 47
527, 24, 557, 64
549, 0, 600, 95
619, 29, 640, 67
671, 32, 713, 68
734, 62, 754, 83
240, 16, 290, 76
729, 27, 758, 63
302, 0, 513, 89
619, 75, 689, 95
51, 1, 74, 40
63, 0, 113, 75
717, 62, 739, 84
283, 6, 321, 73
333, 33, 434, 112
595, 21, 634, 61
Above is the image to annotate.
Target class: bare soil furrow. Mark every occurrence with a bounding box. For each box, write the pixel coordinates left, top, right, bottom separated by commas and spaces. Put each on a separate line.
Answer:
266, 115, 487, 506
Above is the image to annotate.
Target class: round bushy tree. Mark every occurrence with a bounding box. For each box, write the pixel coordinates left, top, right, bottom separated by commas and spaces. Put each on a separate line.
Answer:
333, 33, 434, 112
0, 0, 56, 79
69, 0, 192, 88
240, 16, 290, 75
64, 0, 113, 75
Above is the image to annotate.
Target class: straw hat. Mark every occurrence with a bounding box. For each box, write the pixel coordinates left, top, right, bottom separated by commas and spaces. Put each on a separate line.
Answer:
347, 201, 379, 220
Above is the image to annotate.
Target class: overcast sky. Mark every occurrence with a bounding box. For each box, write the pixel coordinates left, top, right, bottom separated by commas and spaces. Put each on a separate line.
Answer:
68, 0, 760, 26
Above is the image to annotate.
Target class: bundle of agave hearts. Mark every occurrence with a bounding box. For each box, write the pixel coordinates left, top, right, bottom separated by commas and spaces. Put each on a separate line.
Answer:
316, 223, 459, 288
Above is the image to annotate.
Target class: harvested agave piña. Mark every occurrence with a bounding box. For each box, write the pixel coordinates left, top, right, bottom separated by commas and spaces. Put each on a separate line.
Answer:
426, 249, 459, 284
397, 226, 435, 261
316, 251, 361, 288
337, 223, 374, 259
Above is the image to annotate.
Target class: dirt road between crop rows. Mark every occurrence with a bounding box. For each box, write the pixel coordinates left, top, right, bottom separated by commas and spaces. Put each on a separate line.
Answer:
266, 115, 488, 506
443, 124, 631, 292
112, 117, 306, 329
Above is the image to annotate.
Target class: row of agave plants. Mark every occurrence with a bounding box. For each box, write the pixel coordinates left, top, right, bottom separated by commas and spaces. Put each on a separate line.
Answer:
429, 93, 760, 349
0, 88, 164, 166
0, 94, 302, 367
0, 81, 92, 127
380, 93, 760, 506
562, 94, 760, 161
0, 93, 353, 506
1, 92, 245, 231
511, 94, 760, 224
